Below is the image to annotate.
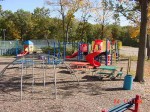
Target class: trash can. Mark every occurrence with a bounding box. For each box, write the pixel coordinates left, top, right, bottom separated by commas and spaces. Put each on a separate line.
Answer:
123, 75, 133, 90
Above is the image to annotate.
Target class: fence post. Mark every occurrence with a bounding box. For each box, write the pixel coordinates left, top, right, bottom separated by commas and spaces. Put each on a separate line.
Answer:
127, 57, 131, 74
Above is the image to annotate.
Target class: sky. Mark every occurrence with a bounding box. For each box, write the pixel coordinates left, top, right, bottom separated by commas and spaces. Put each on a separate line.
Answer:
0, 0, 129, 26
0, 0, 45, 12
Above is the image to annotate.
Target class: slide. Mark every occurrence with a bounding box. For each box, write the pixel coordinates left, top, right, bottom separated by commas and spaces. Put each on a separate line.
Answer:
85, 50, 101, 67
17, 51, 29, 57
66, 51, 78, 59
0, 58, 20, 77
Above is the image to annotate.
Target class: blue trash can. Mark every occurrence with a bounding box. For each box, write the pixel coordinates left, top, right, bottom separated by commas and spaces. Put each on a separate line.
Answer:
123, 75, 133, 90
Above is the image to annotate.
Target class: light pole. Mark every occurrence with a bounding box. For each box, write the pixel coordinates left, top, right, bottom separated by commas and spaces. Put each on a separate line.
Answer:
2, 29, 6, 47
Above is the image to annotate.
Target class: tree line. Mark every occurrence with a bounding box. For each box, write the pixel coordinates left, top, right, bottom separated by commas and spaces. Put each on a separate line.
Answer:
0, 1, 139, 47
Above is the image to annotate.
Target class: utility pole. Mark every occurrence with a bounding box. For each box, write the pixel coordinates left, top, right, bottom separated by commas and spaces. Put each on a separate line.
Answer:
2, 29, 6, 47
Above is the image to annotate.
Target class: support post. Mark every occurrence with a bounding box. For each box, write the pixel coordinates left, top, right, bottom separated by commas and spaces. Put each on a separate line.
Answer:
134, 95, 141, 112
58, 42, 61, 59
16, 40, 19, 57
63, 42, 66, 61
54, 42, 56, 57
106, 39, 108, 66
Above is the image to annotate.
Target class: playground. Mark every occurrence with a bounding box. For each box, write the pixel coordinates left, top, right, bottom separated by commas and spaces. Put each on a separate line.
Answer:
0, 45, 150, 112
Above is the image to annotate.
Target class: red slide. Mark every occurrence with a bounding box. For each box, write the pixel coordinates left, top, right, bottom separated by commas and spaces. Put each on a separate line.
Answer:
85, 50, 101, 67
17, 51, 29, 57
66, 51, 78, 59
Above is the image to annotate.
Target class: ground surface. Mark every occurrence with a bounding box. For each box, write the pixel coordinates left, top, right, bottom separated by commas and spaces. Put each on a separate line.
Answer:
0, 46, 150, 112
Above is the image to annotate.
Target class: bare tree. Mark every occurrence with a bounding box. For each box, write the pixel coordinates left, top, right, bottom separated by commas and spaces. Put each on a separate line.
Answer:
45, 0, 83, 42
93, 0, 114, 39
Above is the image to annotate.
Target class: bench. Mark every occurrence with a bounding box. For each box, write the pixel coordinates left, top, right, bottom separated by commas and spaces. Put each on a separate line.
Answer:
102, 95, 141, 112
97, 67, 124, 80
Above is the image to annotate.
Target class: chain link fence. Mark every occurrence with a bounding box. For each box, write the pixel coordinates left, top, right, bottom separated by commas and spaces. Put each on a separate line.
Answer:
0, 41, 22, 56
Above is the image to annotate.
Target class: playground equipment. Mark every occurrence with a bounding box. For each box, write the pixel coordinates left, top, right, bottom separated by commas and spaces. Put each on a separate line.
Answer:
102, 95, 141, 112
111, 40, 122, 61
23, 40, 34, 53
17, 50, 28, 57
6, 54, 59, 100
1, 52, 81, 100
66, 51, 78, 58
0, 57, 21, 77
65, 39, 112, 67
85, 40, 103, 67
86, 50, 101, 67
66, 43, 88, 59
17, 40, 34, 57
44, 39, 121, 68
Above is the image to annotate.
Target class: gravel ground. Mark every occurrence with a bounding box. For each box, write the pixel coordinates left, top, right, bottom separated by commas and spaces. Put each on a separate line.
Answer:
0, 53, 150, 112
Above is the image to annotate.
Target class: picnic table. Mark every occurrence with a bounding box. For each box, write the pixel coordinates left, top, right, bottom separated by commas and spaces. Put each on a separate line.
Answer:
70, 62, 89, 66
69, 61, 92, 73
70, 62, 89, 68
96, 66, 117, 80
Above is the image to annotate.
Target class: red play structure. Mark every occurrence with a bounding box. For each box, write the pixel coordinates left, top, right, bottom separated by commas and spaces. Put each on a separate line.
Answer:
85, 40, 103, 67
66, 51, 78, 58
66, 44, 88, 59
17, 46, 29, 57
66, 39, 109, 67
17, 51, 29, 57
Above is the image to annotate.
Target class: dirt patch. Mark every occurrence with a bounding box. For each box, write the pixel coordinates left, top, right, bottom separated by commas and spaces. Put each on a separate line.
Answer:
0, 56, 150, 112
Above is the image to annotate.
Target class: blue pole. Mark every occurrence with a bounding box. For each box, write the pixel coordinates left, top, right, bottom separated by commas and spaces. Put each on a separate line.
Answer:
78, 42, 80, 61
54, 42, 56, 57
58, 42, 61, 59
63, 42, 66, 61
106, 39, 108, 66
111, 41, 113, 65
115, 41, 118, 60
16, 40, 18, 57
48, 50, 50, 64
87, 43, 89, 54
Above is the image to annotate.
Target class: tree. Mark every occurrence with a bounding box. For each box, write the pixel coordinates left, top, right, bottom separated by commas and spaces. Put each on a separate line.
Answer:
134, 0, 149, 82
13, 9, 33, 41
32, 7, 51, 40
77, 0, 92, 41
147, 35, 150, 60
0, 10, 20, 40
93, 0, 114, 39
45, 0, 84, 42
113, 0, 149, 82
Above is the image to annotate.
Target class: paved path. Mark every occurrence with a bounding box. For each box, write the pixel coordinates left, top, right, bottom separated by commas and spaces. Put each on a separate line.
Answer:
119, 46, 139, 57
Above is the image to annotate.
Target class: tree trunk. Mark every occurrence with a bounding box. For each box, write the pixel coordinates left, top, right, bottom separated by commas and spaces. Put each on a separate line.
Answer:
147, 35, 150, 60
60, 0, 65, 42
134, 0, 148, 82
101, 24, 104, 39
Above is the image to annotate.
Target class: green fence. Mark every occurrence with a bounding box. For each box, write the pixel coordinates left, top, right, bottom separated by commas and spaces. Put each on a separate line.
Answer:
0, 40, 22, 56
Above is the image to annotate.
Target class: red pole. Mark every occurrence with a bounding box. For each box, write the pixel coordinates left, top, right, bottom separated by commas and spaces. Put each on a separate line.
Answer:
101, 109, 107, 112
134, 95, 142, 112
